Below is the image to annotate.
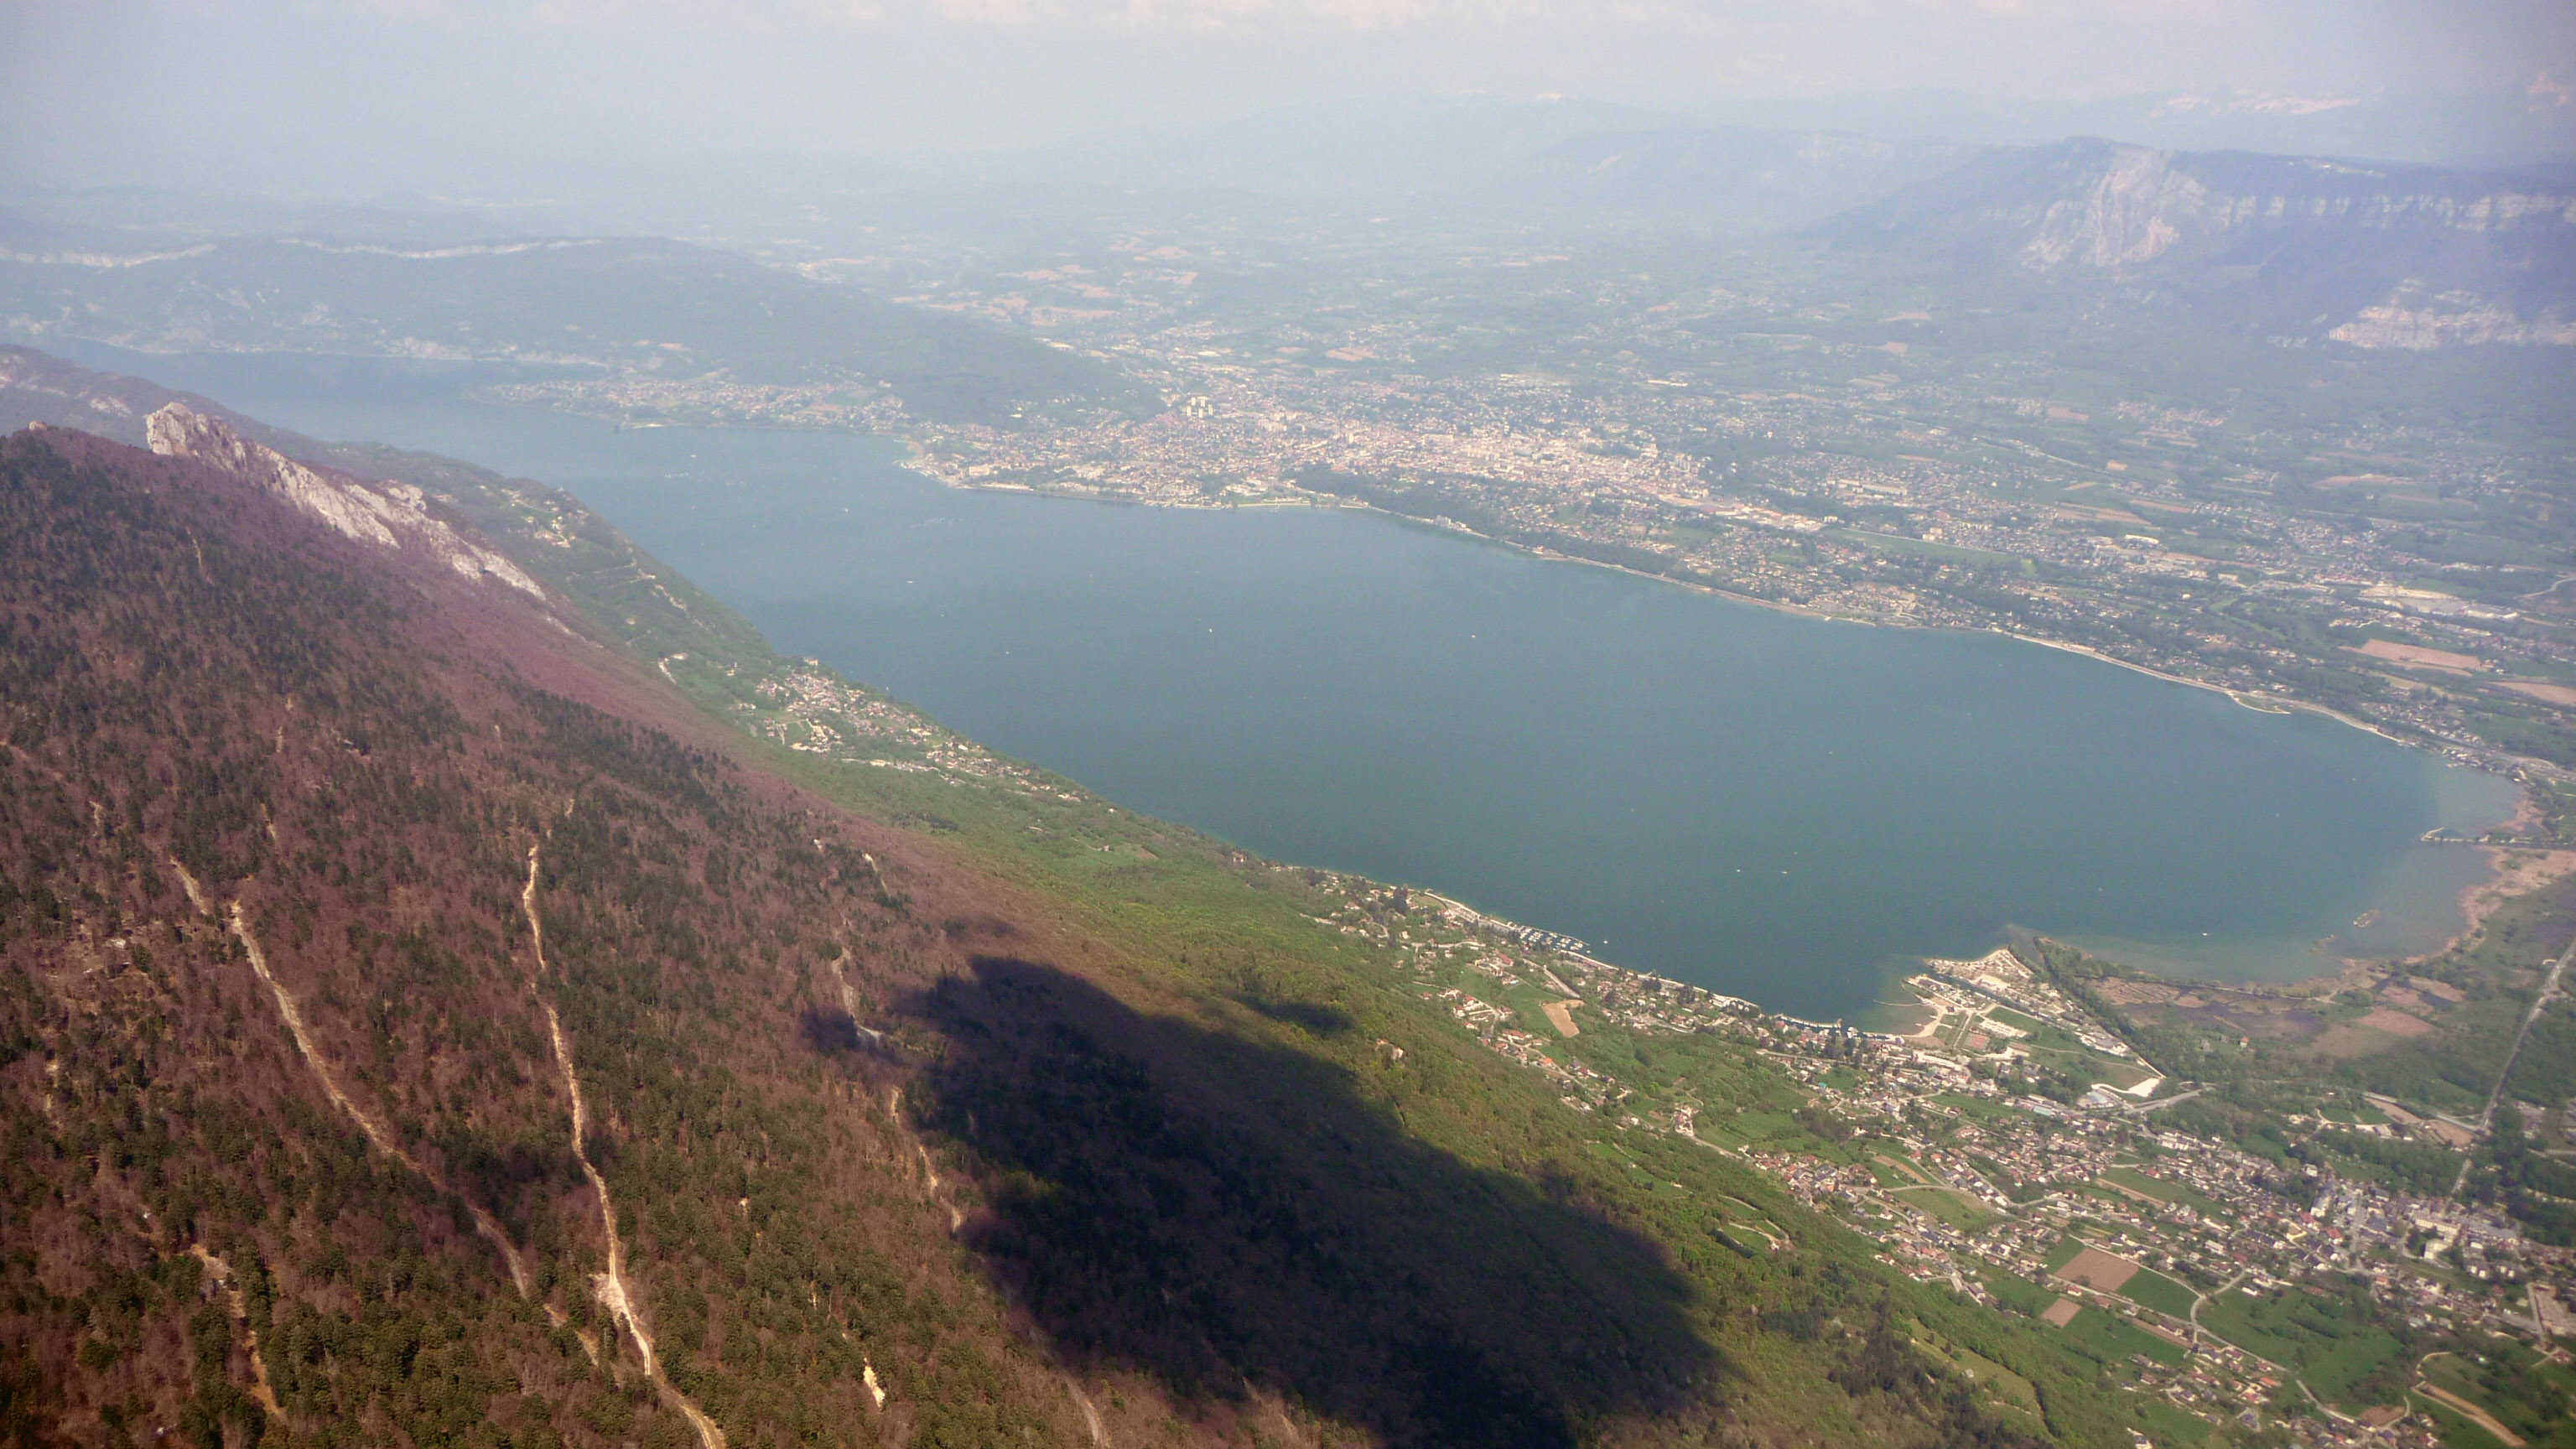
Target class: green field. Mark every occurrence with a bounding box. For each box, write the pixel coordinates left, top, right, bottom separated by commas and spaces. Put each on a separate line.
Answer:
2100, 1164, 2237, 1221
1979, 1268, 2062, 1318
2118, 1269, 2199, 1319
1909, 1326, 2046, 1430
2419, 1344, 2576, 1449
1937, 1091, 2026, 1126
1828, 526, 2028, 569
2417, 1398, 2513, 1449
2194, 1288, 2407, 1409
2057, 1306, 2190, 1369
1894, 1185, 1996, 1233
2193, 1291, 2299, 1364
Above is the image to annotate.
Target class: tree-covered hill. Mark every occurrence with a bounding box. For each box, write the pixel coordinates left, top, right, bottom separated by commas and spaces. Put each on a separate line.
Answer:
2, 408, 2158, 1448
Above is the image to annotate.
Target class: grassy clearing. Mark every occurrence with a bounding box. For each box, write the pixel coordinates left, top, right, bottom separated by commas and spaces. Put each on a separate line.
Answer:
2416, 1397, 2513, 1449
1828, 527, 2028, 569
2119, 1269, 2199, 1320
2193, 1291, 2300, 1364
1895, 1186, 1996, 1233
1936, 1091, 2024, 1126
1910, 1327, 2046, 1431
2195, 1289, 2407, 1409
2058, 1306, 2191, 1369
2101, 1166, 2233, 1220
2419, 1343, 2576, 1449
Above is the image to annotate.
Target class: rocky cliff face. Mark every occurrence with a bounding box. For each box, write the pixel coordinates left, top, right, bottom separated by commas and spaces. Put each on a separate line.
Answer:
2326, 285, 2576, 349
144, 403, 546, 596
1818, 138, 2576, 347
2005, 145, 2576, 271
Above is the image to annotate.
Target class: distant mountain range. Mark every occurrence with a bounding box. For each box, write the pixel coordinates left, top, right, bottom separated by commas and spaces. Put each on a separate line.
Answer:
1815, 138, 2576, 348
1517, 127, 1988, 236
1025, 96, 2576, 347
3, 106, 2569, 422
0, 228, 1139, 424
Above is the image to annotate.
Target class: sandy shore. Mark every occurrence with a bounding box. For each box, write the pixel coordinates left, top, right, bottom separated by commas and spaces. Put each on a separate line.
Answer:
2448, 844, 2576, 953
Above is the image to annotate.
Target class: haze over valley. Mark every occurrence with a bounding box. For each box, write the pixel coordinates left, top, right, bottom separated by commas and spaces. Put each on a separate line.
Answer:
7, 5, 2576, 1449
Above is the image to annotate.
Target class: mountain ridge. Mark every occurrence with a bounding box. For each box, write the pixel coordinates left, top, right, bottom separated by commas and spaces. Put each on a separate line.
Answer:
1814, 136, 2576, 346
0, 231, 1139, 425
2, 370, 2148, 1446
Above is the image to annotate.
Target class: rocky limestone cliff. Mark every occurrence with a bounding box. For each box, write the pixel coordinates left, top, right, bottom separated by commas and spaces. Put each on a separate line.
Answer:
2327, 284, 2576, 349
1819, 138, 2576, 345
146, 402, 545, 595
2016, 147, 2208, 268
2003, 145, 2576, 272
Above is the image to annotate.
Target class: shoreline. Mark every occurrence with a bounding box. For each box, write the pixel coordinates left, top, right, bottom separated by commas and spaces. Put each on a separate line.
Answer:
424, 402, 2549, 1015
888, 454, 2546, 1002
2439, 843, 2576, 961
896, 454, 2432, 749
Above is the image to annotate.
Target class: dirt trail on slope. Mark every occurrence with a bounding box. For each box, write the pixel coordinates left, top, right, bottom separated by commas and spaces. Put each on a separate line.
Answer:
522, 846, 728, 1449
824, 940, 886, 1046
206, 876, 534, 1301
2415, 1381, 2524, 1446
888, 1086, 966, 1233
169, 856, 212, 917
1067, 1378, 1110, 1446
189, 1245, 286, 1426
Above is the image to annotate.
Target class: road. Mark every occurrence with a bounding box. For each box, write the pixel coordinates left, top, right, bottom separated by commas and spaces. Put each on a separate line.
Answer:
2451, 929, 2576, 1197
2123, 1086, 2206, 1117
2186, 1269, 2250, 1350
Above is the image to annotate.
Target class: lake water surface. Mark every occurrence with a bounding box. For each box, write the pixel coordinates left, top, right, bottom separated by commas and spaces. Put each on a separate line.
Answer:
74, 347, 2516, 1021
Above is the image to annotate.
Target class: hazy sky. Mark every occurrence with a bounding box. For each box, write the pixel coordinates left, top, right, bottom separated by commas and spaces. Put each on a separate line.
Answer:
5, 0, 2572, 193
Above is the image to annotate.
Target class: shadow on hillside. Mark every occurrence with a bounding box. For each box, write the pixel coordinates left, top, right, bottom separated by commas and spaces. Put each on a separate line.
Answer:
1232, 992, 1357, 1038
901, 956, 1724, 1447
798, 1001, 868, 1053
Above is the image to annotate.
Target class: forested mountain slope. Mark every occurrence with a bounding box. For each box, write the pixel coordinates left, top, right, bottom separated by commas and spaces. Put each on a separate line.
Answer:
0, 418, 1078, 1446
2, 403, 2143, 1448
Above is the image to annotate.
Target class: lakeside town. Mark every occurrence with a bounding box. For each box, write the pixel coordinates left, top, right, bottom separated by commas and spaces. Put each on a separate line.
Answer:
1296, 874, 2575, 1449
417, 217, 2576, 1449
480, 217, 2576, 826
600, 505, 2576, 1449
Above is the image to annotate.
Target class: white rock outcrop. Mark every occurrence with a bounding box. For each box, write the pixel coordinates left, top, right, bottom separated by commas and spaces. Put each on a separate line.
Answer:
146, 403, 544, 597
2018, 148, 2208, 269
2329, 287, 2576, 350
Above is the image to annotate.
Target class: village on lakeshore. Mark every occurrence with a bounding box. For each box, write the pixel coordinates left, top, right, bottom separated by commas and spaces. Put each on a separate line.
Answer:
1306, 884, 2575, 1449
677, 626, 2575, 1449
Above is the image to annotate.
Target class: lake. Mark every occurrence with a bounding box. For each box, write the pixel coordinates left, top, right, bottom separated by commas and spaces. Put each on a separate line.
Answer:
69, 346, 2516, 1022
